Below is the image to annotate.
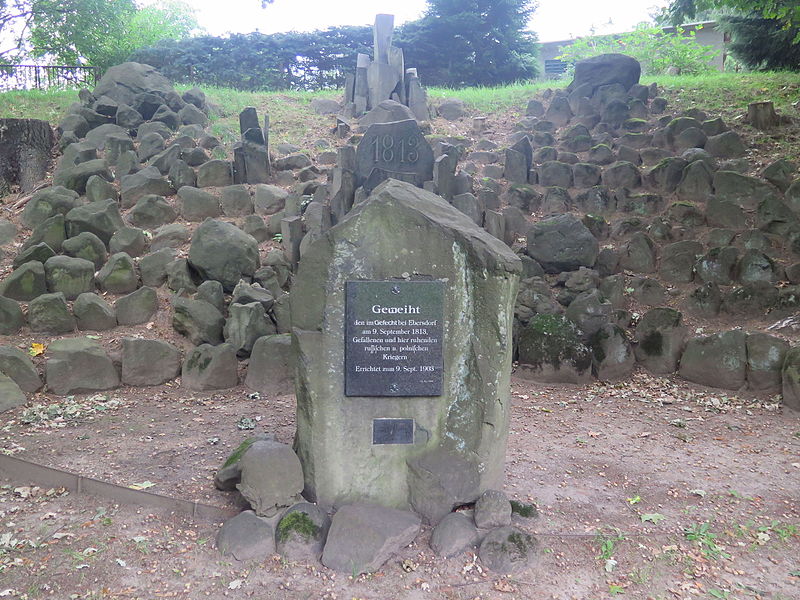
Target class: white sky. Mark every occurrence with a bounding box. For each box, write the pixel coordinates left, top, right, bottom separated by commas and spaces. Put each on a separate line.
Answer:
187, 0, 671, 43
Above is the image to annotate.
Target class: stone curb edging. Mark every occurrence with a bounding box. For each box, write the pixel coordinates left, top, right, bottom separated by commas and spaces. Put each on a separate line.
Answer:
0, 453, 237, 522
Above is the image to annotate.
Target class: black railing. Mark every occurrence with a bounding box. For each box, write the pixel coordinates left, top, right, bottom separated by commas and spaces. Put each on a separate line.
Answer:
0, 65, 100, 92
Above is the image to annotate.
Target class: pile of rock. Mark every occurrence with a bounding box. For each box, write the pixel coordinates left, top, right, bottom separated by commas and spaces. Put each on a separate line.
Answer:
214, 438, 537, 574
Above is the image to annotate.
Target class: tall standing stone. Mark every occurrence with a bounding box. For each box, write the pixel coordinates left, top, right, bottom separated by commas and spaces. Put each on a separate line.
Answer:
291, 179, 521, 514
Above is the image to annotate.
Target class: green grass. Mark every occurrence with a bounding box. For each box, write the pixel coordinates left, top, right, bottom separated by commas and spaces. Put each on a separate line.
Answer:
427, 79, 567, 113
2, 70, 799, 149
0, 88, 77, 121
642, 71, 800, 120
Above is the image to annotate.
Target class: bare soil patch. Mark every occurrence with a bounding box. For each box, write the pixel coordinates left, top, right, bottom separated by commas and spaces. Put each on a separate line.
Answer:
1, 371, 798, 600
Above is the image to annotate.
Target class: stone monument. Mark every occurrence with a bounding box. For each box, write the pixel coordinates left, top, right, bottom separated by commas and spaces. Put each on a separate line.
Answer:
291, 179, 521, 523
342, 14, 431, 121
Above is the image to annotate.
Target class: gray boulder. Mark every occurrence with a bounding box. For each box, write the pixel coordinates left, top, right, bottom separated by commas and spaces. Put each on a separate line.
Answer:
109, 227, 147, 257
591, 324, 635, 381
196, 280, 225, 313
181, 343, 238, 390
0, 297, 24, 334
0, 261, 47, 301
224, 302, 275, 357
568, 53, 641, 95
13, 242, 55, 270
517, 314, 592, 384
634, 308, 686, 374
178, 186, 220, 221
23, 214, 65, 252
21, 186, 80, 228
97, 252, 138, 294
197, 159, 233, 187
0, 346, 42, 393
44, 255, 95, 300
565, 289, 612, 338
746, 333, 789, 393
74, 292, 117, 330
430, 512, 479, 558
188, 219, 260, 292
357, 100, 415, 130
115, 286, 158, 325
140, 248, 177, 287
679, 330, 747, 390
619, 232, 657, 273
321, 504, 420, 574
0, 374, 26, 412
53, 159, 113, 195
120, 166, 175, 209
62, 231, 107, 269
526, 214, 599, 273
221, 185, 254, 217
478, 526, 537, 574
28, 292, 75, 334
130, 194, 177, 229
782, 347, 800, 411
660, 240, 703, 283
254, 184, 288, 215
45, 338, 119, 395
92, 62, 174, 106
65, 198, 124, 244
216, 511, 275, 561
172, 296, 224, 345
121, 338, 181, 386
236, 439, 304, 516
474, 489, 512, 530
244, 334, 294, 396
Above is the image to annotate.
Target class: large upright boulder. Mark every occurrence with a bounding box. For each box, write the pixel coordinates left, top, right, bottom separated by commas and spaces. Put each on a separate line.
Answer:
567, 54, 641, 95
526, 213, 599, 273
188, 219, 260, 292
292, 179, 521, 512
45, 338, 119, 395
92, 62, 174, 106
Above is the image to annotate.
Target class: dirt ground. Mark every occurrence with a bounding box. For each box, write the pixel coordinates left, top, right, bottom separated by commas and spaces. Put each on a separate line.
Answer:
0, 370, 798, 600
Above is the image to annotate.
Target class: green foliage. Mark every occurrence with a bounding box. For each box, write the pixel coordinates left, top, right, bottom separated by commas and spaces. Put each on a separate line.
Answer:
129, 26, 373, 91
721, 15, 800, 70
1, 0, 197, 69
221, 437, 256, 468
398, 0, 538, 86
557, 23, 718, 76
509, 500, 537, 518
277, 511, 319, 542
683, 522, 730, 559
666, 0, 800, 40
595, 527, 626, 561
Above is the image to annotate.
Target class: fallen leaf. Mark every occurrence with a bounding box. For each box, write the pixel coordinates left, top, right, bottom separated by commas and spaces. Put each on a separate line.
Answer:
228, 579, 243, 590
28, 343, 45, 357
128, 481, 155, 490
641, 513, 666, 524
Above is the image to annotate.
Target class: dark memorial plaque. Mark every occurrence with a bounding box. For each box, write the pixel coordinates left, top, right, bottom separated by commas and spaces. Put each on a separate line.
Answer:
373, 418, 414, 445
345, 280, 443, 396
355, 119, 434, 194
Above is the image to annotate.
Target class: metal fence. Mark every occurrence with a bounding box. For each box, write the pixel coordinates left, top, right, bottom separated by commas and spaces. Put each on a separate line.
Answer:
0, 64, 100, 92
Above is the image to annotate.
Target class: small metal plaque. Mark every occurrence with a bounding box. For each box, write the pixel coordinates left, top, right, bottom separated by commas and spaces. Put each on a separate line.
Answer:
373, 418, 414, 445
345, 280, 444, 397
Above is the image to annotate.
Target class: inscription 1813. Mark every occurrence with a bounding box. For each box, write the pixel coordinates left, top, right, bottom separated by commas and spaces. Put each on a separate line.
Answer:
355, 119, 434, 194
345, 280, 444, 397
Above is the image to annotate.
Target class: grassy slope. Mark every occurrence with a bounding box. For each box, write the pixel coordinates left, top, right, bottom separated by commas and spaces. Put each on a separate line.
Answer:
1, 72, 798, 148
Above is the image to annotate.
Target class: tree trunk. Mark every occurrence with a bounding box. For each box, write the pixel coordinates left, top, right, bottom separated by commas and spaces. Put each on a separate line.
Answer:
747, 101, 780, 130
0, 118, 55, 197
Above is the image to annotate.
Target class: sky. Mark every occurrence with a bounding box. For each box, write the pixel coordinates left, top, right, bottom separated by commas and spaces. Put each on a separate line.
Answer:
187, 0, 671, 43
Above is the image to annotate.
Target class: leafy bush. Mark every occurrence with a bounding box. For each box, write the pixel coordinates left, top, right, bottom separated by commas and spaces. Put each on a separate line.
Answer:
557, 23, 719, 76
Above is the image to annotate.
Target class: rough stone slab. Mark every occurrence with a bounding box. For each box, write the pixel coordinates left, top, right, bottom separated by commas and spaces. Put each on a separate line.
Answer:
244, 334, 294, 396
45, 338, 119, 395
0, 346, 41, 393
122, 338, 181, 386
0, 374, 26, 412
236, 439, 304, 517
216, 510, 275, 561
181, 343, 238, 391
321, 503, 420, 574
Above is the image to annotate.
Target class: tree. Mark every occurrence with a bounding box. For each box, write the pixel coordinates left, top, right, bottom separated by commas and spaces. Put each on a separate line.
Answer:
0, 0, 198, 69
665, 0, 800, 39
397, 0, 538, 86
557, 24, 719, 76
721, 15, 800, 70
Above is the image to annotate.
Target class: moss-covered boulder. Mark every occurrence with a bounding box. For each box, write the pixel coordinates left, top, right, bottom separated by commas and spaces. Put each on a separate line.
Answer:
634, 308, 686, 374
517, 314, 592, 384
